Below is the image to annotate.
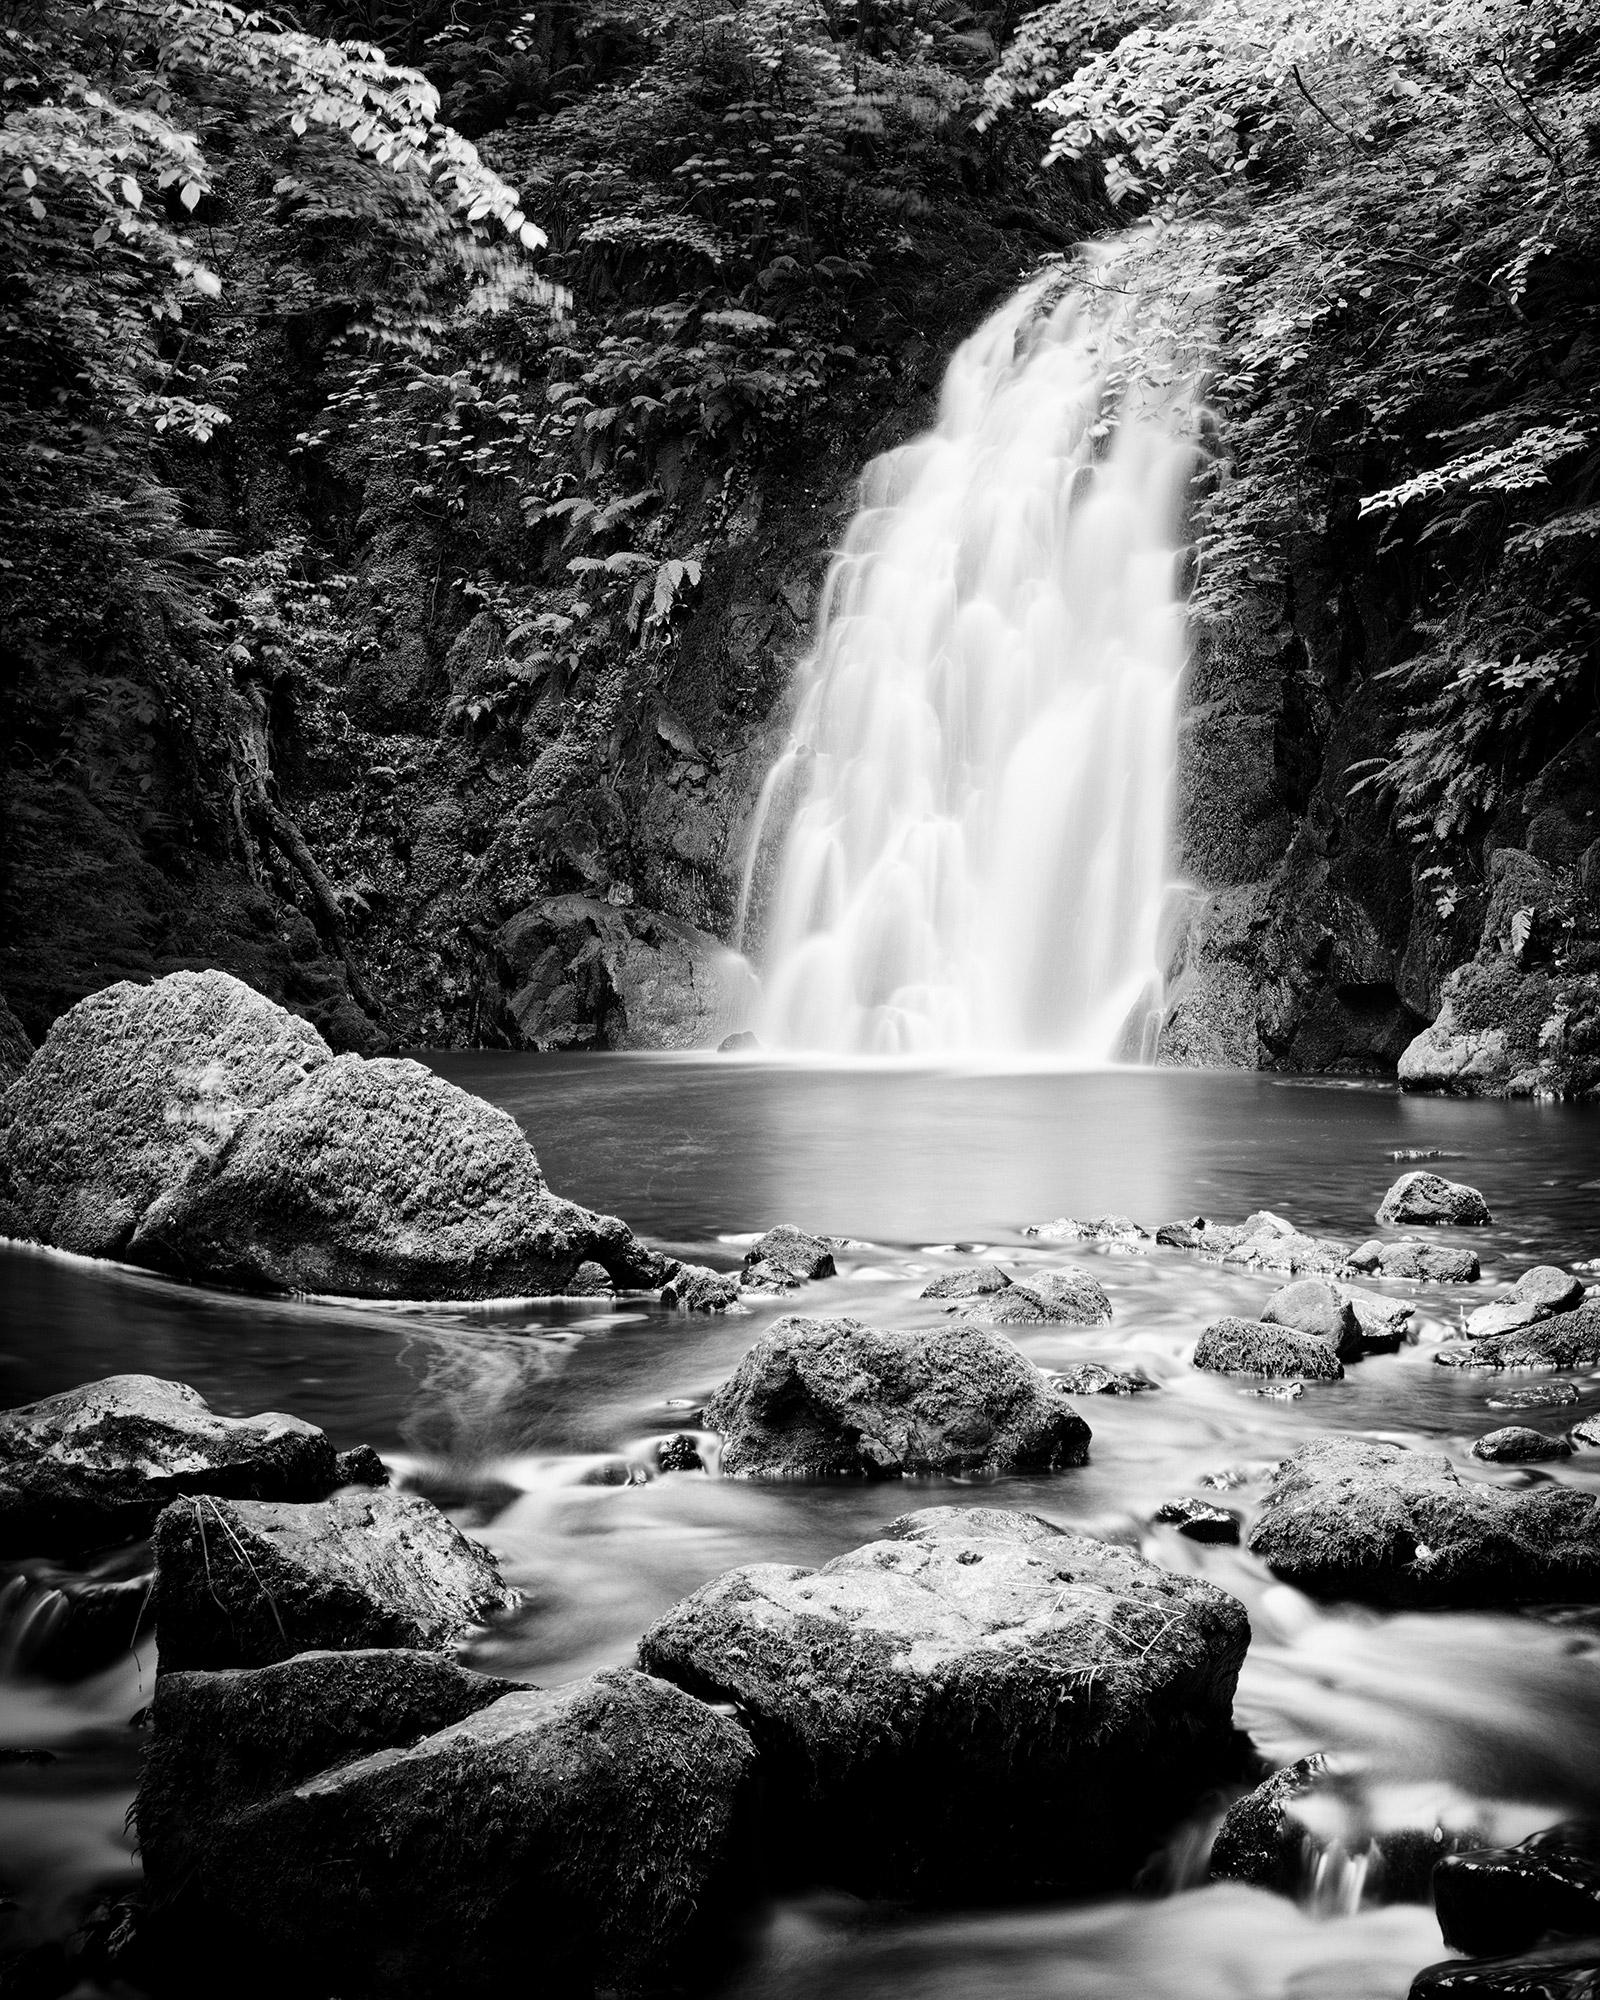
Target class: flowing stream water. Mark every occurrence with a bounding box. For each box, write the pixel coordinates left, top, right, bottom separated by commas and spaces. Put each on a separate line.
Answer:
741, 249, 1197, 1058
4, 1059, 1600, 1997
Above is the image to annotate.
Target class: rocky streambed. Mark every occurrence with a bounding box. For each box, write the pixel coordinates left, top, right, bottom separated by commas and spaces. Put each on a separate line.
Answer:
3, 976, 1600, 2000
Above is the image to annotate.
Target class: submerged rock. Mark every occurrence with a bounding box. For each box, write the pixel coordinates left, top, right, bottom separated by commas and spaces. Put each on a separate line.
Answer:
1152, 1498, 1240, 1544
1407, 1940, 1600, 1998
1024, 1214, 1149, 1247
142, 1664, 754, 1999
1377, 1171, 1492, 1227
1349, 1238, 1482, 1283
1472, 1426, 1571, 1464
1436, 1303, 1600, 1373
152, 1489, 518, 1670
660, 1263, 742, 1312
741, 1223, 836, 1290
0, 1375, 341, 1559
1434, 1824, 1600, 1956
702, 1315, 1091, 1479
1247, 1434, 1600, 1607
1486, 1383, 1580, 1414
961, 1267, 1111, 1326
638, 1506, 1249, 1899
655, 1433, 704, 1473
0, 971, 672, 1300
1192, 1317, 1345, 1381
1056, 1362, 1157, 1396
919, 1264, 1012, 1300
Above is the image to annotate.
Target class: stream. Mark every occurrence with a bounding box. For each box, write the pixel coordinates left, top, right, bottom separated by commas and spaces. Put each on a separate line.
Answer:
3, 1055, 1599, 1996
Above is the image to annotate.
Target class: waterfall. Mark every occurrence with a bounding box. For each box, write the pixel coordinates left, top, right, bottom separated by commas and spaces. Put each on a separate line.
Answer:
739, 246, 1199, 1059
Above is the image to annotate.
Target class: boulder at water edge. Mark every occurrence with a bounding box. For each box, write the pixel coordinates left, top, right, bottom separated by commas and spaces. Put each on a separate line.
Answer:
638, 1506, 1249, 1899
1436, 1301, 1600, 1373
920, 1264, 1013, 1299
1433, 1824, 1600, 1956
140, 1662, 754, 2000
1025, 1214, 1149, 1246
152, 1488, 518, 1670
702, 1315, 1091, 1478
1247, 1435, 1600, 1607
1261, 1279, 1364, 1358
741, 1223, 836, 1290
659, 1262, 742, 1312
1192, 1317, 1345, 1381
0, 1374, 342, 1558
0, 970, 671, 1300
1467, 1266, 1587, 1338
1472, 1426, 1571, 1464
1376, 1171, 1492, 1227
1216, 1213, 1355, 1279
961, 1265, 1113, 1325
1349, 1238, 1482, 1283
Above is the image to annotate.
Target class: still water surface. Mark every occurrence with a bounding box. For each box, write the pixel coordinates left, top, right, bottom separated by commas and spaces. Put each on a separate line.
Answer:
4, 1058, 1600, 1996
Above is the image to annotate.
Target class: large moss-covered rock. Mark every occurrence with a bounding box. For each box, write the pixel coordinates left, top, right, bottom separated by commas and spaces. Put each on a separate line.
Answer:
703, 1315, 1091, 1478
0, 1374, 340, 1558
127, 1050, 666, 1300
638, 1506, 1249, 1899
1192, 1317, 1345, 1381
0, 970, 328, 1255
1247, 1435, 1600, 1607
140, 1665, 755, 1999
1436, 1302, 1600, 1373
152, 1489, 518, 1670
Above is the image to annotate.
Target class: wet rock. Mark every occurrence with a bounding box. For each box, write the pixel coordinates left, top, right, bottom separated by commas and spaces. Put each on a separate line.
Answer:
1056, 1362, 1158, 1396
0, 1374, 341, 1559
919, 1265, 1012, 1300
1156, 1220, 1204, 1250
741, 1223, 836, 1290
638, 1506, 1250, 1900
1516, 1267, 1586, 1314
1377, 1171, 1492, 1227
1436, 1303, 1600, 1372
334, 1445, 389, 1488
656, 1434, 704, 1473
1434, 1824, 1600, 1956
1152, 1498, 1240, 1544
1407, 1940, 1600, 1999
718, 1030, 761, 1053
0, 970, 329, 1258
1571, 1417, 1600, 1451
0, 1558, 153, 1679
1262, 1279, 1363, 1358
1251, 1380, 1305, 1400
1468, 1299, 1553, 1339
1340, 1287, 1415, 1353
566, 1260, 614, 1296
1209, 1755, 1330, 1891
127, 1049, 669, 1301
1192, 1317, 1345, 1381
661, 1263, 742, 1312
1216, 1214, 1354, 1279
1247, 1434, 1600, 1607
702, 1315, 1091, 1479
152, 1488, 518, 1671
1472, 1426, 1571, 1464
961, 1267, 1111, 1326
142, 1664, 754, 1999
1024, 1214, 1149, 1246
1487, 1383, 1580, 1413
1349, 1238, 1482, 1283
137, 1648, 519, 1899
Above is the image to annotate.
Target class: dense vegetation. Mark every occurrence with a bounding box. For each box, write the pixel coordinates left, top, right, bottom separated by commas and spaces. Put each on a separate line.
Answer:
2, 0, 1595, 1066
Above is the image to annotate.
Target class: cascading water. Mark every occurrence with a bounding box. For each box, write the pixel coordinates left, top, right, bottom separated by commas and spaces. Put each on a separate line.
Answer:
739, 245, 1201, 1058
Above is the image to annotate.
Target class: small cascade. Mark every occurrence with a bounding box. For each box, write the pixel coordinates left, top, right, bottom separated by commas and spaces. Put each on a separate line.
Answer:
739, 244, 1201, 1058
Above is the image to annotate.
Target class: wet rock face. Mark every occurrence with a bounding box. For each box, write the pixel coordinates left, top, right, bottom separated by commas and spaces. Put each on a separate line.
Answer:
1407, 1940, 1600, 1999
1209, 1755, 1330, 1892
141, 1665, 756, 2000
741, 1223, 836, 1290
1247, 1434, 1600, 1607
152, 1489, 519, 1670
1433, 1824, 1600, 1957
1192, 1317, 1345, 1381
1377, 1171, 1492, 1227
0, 971, 672, 1301
1152, 1498, 1240, 1544
703, 1315, 1091, 1479
0, 969, 329, 1258
637, 1506, 1250, 1900
1471, 1426, 1571, 1464
0, 1375, 341, 1559
1349, 1238, 1482, 1283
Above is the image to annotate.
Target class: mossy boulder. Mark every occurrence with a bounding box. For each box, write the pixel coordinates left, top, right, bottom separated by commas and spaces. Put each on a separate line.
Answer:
1247, 1434, 1600, 1606
961, 1266, 1112, 1326
1436, 1302, 1600, 1372
152, 1489, 518, 1670
1192, 1317, 1345, 1381
1376, 1171, 1491, 1226
638, 1506, 1249, 1899
702, 1315, 1091, 1478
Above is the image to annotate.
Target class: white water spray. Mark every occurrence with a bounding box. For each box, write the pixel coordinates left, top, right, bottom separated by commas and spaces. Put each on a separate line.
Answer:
739, 248, 1200, 1058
